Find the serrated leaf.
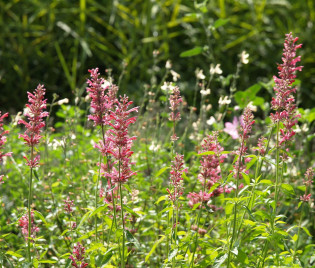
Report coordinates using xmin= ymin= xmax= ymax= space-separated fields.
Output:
xmin=281 ymin=183 xmax=295 ymax=195
xmin=241 ymin=172 xmax=250 ymax=185
xmin=95 ymin=250 xmax=113 ymax=266
xmin=155 ymin=195 xmax=167 ymax=204
xmin=302 ymin=227 xmax=312 ymax=237
xmin=180 ymin=46 xmax=203 ymax=57
xmin=90 ymin=204 xmax=108 ymax=218
xmin=77 ymin=211 xmax=92 ymax=230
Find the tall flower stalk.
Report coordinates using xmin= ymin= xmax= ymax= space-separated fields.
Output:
xmin=259 ymin=32 xmax=303 ymax=267
xmin=104 ymin=95 xmax=138 ymax=268
xmin=189 ymin=132 xmax=226 ymax=267
xmin=86 ymin=68 xmax=117 ymax=241
xmin=227 ymin=106 xmax=254 ymax=268
xmin=18 ymin=84 xmax=49 ymax=263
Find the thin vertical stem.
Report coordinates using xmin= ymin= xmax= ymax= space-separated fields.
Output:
xmin=119 ymin=182 xmax=125 ymax=268
xmin=27 ymin=146 xmax=34 ymax=264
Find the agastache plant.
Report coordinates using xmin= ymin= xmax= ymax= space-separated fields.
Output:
xmin=18 ymin=84 xmax=49 ymax=263
xmin=189 ymin=132 xmax=227 ymax=267
xmin=169 ymin=86 xmax=183 ymax=142
xmin=69 ymin=242 xmax=88 ymax=268
xmin=86 ymin=68 xmax=117 ymax=242
xmin=18 ymin=211 xmax=39 ymax=242
xmin=0 ymin=111 xmax=12 ymax=184
xmin=104 ymin=95 xmax=138 ymax=268
xmin=227 ymin=106 xmax=254 ymax=268
xmin=259 ymin=33 xmax=303 ymax=268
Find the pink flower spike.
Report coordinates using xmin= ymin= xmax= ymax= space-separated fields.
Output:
xmin=18 ymin=84 xmax=49 ymax=148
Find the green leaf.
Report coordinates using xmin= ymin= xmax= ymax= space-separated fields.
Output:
xmin=33 ymin=169 xmax=40 ymax=181
xmin=281 ymin=183 xmax=295 ymax=196
xmin=168 ymin=248 xmax=178 ymax=260
xmin=155 ymin=195 xmax=167 ymax=204
xmin=77 ymin=211 xmax=92 ymax=230
xmin=225 ymin=203 xmax=234 ymax=215
xmin=33 ymin=210 xmax=48 ymax=225
xmin=260 ymin=179 xmax=272 ymax=185
xmin=95 ymin=250 xmax=113 ymax=266
xmin=198 ymin=151 xmax=215 ymax=156
xmin=89 ymin=205 xmax=108 ymax=218
xmin=122 ymin=205 xmax=138 ymax=217
xmin=180 ymin=46 xmax=203 ymax=57
xmin=302 ymin=227 xmax=312 ymax=237
xmin=155 ymin=166 xmax=170 ymax=177
xmin=38 ymin=260 xmax=57 ymax=264
xmin=214 ymin=18 xmax=230 ymax=28
xmin=241 ymin=172 xmax=250 ymax=185
xmin=6 ymin=251 xmax=23 ymax=258
xmin=145 ymin=236 xmax=165 ymax=262
xmin=125 ymin=229 xmax=140 ymax=248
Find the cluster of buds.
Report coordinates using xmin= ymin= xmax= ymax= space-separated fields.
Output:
xmin=169 ymin=86 xmax=183 ymax=141
xmin=300 ymin=168 xmax=314 ymax=202
xmin=18 ymin=211 xmax=39 ymax=242
xmin=69 ymin=242 xmax=88 ymax=268
xmin=18 ymin=84 xmax=49 ymax=168
xmin=270 ymin=33 xmax=303 ymax=149
xmin=167 ymin=154 xmax=187 ymax=204
xmin=0 ymin=111 xmax=12 ymax=184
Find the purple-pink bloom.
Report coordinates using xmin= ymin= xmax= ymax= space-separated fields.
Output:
xmin=69 ymin=242 xmax=89 ymax=268
xmin=224 ymin=117 xmax=240 ymax=139
xmin=0 ymin=111 xmax=12 ymax=184
xmin=167 ymin=153 xmax=187 ymax=203
xmin=270 ymin=33 xmax=303 ymax=148
xmin=64 ymin=196 xmax=74 ymax=214
xmin=18 ymin=84 xmax=49 ymax=148
xmin=18 ymin=211 xmax=39 ymax=242
xmin=169 ymin=86 xmax=183 ymax=141
xmin=300 ymin=168 xmax=313 ymax=202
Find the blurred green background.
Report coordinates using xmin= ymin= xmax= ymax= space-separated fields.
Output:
xmin=1 ymin=0 xmax=314 ymax=113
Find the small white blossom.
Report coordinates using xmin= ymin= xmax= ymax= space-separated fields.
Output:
xmin=200 ymin=88 xmax=211 ymax=96
xmin=161 ymin=82 xmax=176 ymax=93
xmin=196 ymin=69 xmax=206 ymax=80
xmin=170 ymin=70 xmax=180 ymax=82
xmin=218 ymin=96 xmax=231 ymax=105
xmin=57 ymin=98 xmax=69 ymax=105
xmin=240 ymin=51 xmax=249 ymax=64
xmin=247 ymin=101 xmax=257 ymax=112
xmin=206 ymin=116 xmax=216 ymax=125
xmin=165 ymin=60 xmax=172 ymax=69
xmin=210 ymin=64 xmax=223 ymax=75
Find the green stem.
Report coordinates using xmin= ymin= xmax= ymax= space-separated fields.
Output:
xmin=27 ymin=146 xmax=34 ymax=264
xmin=293 ymin=203 xmax=304 ymax=262
xmin=95 ymin=154 xmax=101 ymax=241
xmin=119 ymin=182 xmax=125 ymax=268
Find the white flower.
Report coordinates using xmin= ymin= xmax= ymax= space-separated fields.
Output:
xmin=149 ymin=142 xmax=160 ymax=152
xmin=218 ymin=96 xmax=231 ymax=105
xmin=240 ymin=51 xmax=249 ymax=64
xmin=101 ymin=80 xmax=111 ymax=89
xmin=170 ymin=70 xmax=180 ymax=82
xmin=206 ymin=116 xmax=216 ymax=125
xmin=161 ymin=82 xmax=176 ymax=93
xmin=200 ymin=88 xmax=211 ymax=96
xmin=196 ymin=69 xmax=206 ymax=80
xmin=210 ymin=64 xmax=222 ymax=75
xmin=247 ymin=101 xmax=257 ymax=112
xmin=57 ymin=98 xmax=69 ymax=105
xmin=165 ymin=60 xmax=172 ymax=69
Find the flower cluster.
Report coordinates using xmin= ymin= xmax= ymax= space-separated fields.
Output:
xmin=167 ymin=154 xmax=187 ymax=203
xmin=64 ymin=196 xmax=74 ymax=214
xmin=270 ymin=33 xmax=303 ymax=147
xmin=232 ymin=107 xmax=255 ymax=179
xmin=18 ymin=211 xmax=39 ymax=241
xmin=300 ymin=167 xmax=314 ymax=202
xmin=169 ymin=86 xmax=183 ymax=141
xmin=0 ymin=111 xmax=12 ymax=184
xmin=104 ymin=95 xmax=138 ymax=184
xmin=18 ymin=84 xmax=49 ymax=167
xmin=188 ymin=133 xmax=229 ymax=209
xmin=69 ymin=242 xmax=88 ymax=268
xmin=86 ymin=68 xmax=113 ymax=126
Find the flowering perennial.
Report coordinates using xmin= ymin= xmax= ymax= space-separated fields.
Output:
xmin=19 ymin=211 xmax=39 ymax=241
xmin=18 ymin=84 xmax=49 ymax=167
xmin=270 ymin=33 xmax=303 ymax=147
xmin=69 ymin=242 xmax=88 ymax=268
xmin=169 ymin=86 xmax=183 ymax=141
xmin=64 ymin=196 xmax=74 ymax=214
xmin=300 ymin=167 xmax=314 ymax=202
xmin=167 ymin=154 xmax=187 ymax=203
